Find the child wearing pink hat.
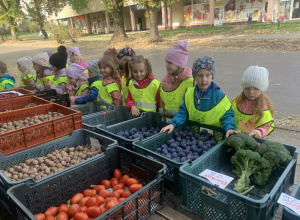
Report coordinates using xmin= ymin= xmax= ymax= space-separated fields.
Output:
xmin=66 ymin=63 xmax=89 ymax=105
xmin=160 ymin=41 xmax=194 ymax=116
xmin=68 ymin=46 xmax=89 ymax=79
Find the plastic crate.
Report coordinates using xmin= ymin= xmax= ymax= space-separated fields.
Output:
xmin=7 ymin=146 xmax=166 ymax=220
xmin=71 ymin=101 xmax=102 ymax=116
xmin=133 ymin=120 xmax=225 ymax=196
xmin=96 ymin=112 xmax=168 ymax=150
xmin=82 ymin=105 xmax=140 ymax=131
xmin=0 ymin=95 xmax=51 ymax=113
xmin=282 ymin=180 xmax=300 ymax=220
xmin=0 ymin=88 xmax=35 ymax=100
xmin=179 ymin=140 xmax=299 ymax=220
xmin=35 ymin=90 xmax=70 ymax=107
xmin=35 ymin=89 xmax=57 ymax=98
xmin=0 ymin=103 xmax=82 ymax=156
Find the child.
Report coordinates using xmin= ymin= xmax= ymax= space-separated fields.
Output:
xmin=117 ymin=47 xmax=136 ymax=105
xmin=74 ymin=59 xmax=102 ymax=104
xmin=161 ymin=41 xmax=194 ymax=116
xmin=66 ymin=63 xmax=89 ymax=105
xmin=17 ymin=56 xmax=36 ymax=89
xmin=160 ymin=56 xmax=238 ymax=138
xmin=31 ymin=52 xmax=54 ymax=91
xmin=125 ymin=55 xmax=161 ymax=116
xmin=44 ymin=46 xmax=68 ymax=95
xmin=68 ymin=46 xmax=89 ymax=78
xmin=231 ymin=66 xmax=274 ymax=138
xmin=103 ymin=47 xmax=119 ymax=64
xmin=0 ymin=61 xmax=15 ymax=90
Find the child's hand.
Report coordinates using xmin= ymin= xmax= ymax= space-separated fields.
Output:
xmin=248 ymin=129 xmax=262 ymax=138
xmin=45 ymin=81 xmax=52 ymax=88
xmin=160 ymin=124 xmax=174 ymax=134
xmin=130 ymin=106 xmax=140 ymax=116
xmin=225 ymin=129 xmax=241 ymax=138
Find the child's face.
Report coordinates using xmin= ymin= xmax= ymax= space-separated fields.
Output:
xmin=18 ymin=63 xmax=26 ymax=73
xmin=70 ymin=54 xmax=80 ymax=64
xmin=99 ymin=64 xmax=112 ymax=78
xmin=32 ymin=62 xmax=41 ymax=72
xmin=243 ymin=87 xmax=262 ymax=101
xmin=67 ymin=76 xmax=77 ymax=85
xmin=50 ymin=64 xmax=58 ymax=72
xmin=165 ymin=60 xmax=178 ymax=75
xmin=131 ymin=63 xmax=147 ymax=81
xmin=194 ymin=69 xmax=213 ymax=91
xmin=88 ymin=69 xmax=95 ymax=78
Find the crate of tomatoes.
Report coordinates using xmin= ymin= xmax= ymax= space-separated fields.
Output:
xmin=7 ymin=146 xmax=166 ymax=220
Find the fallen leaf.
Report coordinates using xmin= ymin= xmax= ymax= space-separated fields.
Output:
xmin=239 ymin=119 xmax=256 ymax=133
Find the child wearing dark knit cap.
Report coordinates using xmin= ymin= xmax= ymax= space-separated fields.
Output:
xmin=161 ymin=56 xmax=238 ymax=138
xmin=44 ymin=45 xmax=68 ymax=95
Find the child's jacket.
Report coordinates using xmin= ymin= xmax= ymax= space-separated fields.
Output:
xmin=74 ymin=75 xmax=102 ymax=104
xmin=0 ymin=74 xmax=15 ymax=90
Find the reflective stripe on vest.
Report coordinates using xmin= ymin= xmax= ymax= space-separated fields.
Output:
xmin=74 ymin=84 xmax=89 ymax=96
xmin=161 ymin=78 xmax=194 ymax=116
xmin=93 ymin=81 xmax=119 ymax=109
xmin=52 ymin=76 xmax=68 ymax=87
xmin=19 ymin=74 xmax=36 ymax=85
xmin=128 ymin=79 xmax=160 ymax=112
xmin=0 ymin=79 xmax=15 ymax=90
xmin=231 ymin=99 xmax=274 ymax=135
xmin=185 ymin=87 xmax=232 ymax=128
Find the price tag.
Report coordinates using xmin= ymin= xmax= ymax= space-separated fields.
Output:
xmin=278 ymin=193 xmax=300 ymax=216
xmin=199 ymin=169 xmax=234 ymax=189
xmin=89 ymin=137 xmax=101 ymax=150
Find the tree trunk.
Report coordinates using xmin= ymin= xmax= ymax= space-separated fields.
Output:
xmin=34 ymin=0 xmax=47 ymax=39
xmin=110 ymin=0 xmax=127 ymax=42
xmin=0 ymin=33 xmax=5 ymax=43
xmin=149 ymin=6 xmax=160 ymax=41
xmin=10 ymin=26 xmax=18 ymax=42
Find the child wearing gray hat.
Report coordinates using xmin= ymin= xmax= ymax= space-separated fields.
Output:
xmin=231 ymin=65 xmax=275 ymax=138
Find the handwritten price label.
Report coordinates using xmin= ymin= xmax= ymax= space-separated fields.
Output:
xmin=89 ymin=137 xmax=101 ymax=150
xmin=199 ymin=169 xmax=234 ymax=189
xmin=278 ymin=193 xmax=300 ymax=216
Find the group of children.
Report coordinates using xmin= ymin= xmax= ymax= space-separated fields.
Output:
xmin=0 ymin=42 xmax=274 ymax=139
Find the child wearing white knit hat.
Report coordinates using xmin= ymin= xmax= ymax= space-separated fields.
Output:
xmin=231 ymin=65 xmax=275 ymax=138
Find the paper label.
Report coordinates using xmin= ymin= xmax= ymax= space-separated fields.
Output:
xmin=89 ymin=137 xmax=101 ymax=150
xmin=199 ymin=169 xmax=234 ymax=189
xmin=277 ymin=193 xmax=300 ymax=216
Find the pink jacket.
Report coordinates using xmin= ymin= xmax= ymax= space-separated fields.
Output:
xmin=238 ymin=99 xmax=271 ymax=138
xmin=66 ymin=79 xmax=89 ymax=105
xmin=103 ymin=76 xmax=122 ymax=106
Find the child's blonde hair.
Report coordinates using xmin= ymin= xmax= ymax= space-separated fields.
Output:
xmin=124 ymin=55 xmax=153 ymax=84
xmin=233 ymin=92 xmax=275 ymax=123
xmin=98 ymin=55 xmax=120 ymax=83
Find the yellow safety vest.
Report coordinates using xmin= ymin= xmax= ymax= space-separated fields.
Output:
xmin=231 ymin=99 xmax=274 ymax=135
xmin=185 ymin=87 xmax=232 ymax=128
xmin=52 ymin=76 xmax=68 ymax=87
xmin=161 ymin=78 xmax=194 ymax=116
xmin=128 ymin=79 xmax=161 ymax=112
xmin=91 ymin=80 xmax=102 ymax=102
xmin=36 ymin=75 xmax=55 ymax=85
xmin=19 ymin=74 xmax=36 ymax=86
xmin=74 ymin=84 xmax=89 ymax=96
xmin=121 ymin=76 xmax=128 ymax=106
xmin=93 ymin=81 xmax=120 ymax=109
xmin=0 ymin=79 xmax=15 ymax=90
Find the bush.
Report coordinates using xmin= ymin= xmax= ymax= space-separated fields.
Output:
xmin=50 ymin=23 xmax=81 ymax=44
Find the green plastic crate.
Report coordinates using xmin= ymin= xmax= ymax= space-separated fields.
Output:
xmin=282 ymin=180 xmax=300 ymax=220
xmin=180 ymin=140 xmax=299 ymax=220
xmin=133 ymin=120 xmax=225 ymax=196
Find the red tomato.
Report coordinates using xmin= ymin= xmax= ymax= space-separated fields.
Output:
xmin=126 ymin=178 xmax=139 ymax=186
xmin=45 ymin=216 xmax=55 ymax=220
xmin=58 ymin=204 xmax=69 ymax=213
xmin=99 ymin=189 xmax=111 ymax=198
xmin=34 ymin=213 xmax=45 ymax=220
xmin=113 ymin=183 xmax=125 ymax=191
xmin=83 ymin=189 xmax=96 ymax=197
xmin=86 ymin=206 xmax=102 ymax=218
xmin=74 ymin=212 xmax=89 ymax=220
xmin=68 ymin=204 xmax=81 ymax=218
xmin=93 ymin=185 xmax=105 ymax=193
xmin=110 ymin=178 xmax=119 ymax=186
xmin=96 ymin=195 xmax=105 ymax=205
xmin=86 ymin=197 xmax=100 ymax=207
xmin=114 ymin=189 xmax=125 ymax=195
xmin=71 ymin=193 xmax=84 ymax=204
xmin=99 ymin=203 xmax=106 ymax=213
xmin=113 ymin=169 xmax=122 ymax=179
xmin=56 ymin=212 xmax=68 ymax=220
xmin=119 ymin=175 xmax=129 ymax=185
xmin=100 ymin=179 xmax=111 ymax=189
xmin=79 ymin=206 xmax=87 ymax=213
xmin=105 ymin=200 xmax=119 ymax=210
xmin=111 ymin=191 xmax=120 ymax=198
xmin=129 ymin=184 xmax=143 ymax=193
xmin=79 ymin=197 xmax=90 ymax=206
xmin=44 ymin=206 xmax=58 ymax=216
xmin=118 ymin=197 xmax=126 ymax=202
xmin=121 ymin=190 xmax=132 ymax=198
xmin=106 ymin=197 xmax=118 ymax=202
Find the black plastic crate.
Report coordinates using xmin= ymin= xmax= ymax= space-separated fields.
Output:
xmin=180 ymin=140 xmax=299 ymax=220
xmin=35 ymin=89 xmax=57 ymax=98
xmin=35 ymin=90 xmax=70 ymax=107
xmin=96 ymin=112 xmax=168 ymax=150
xmin=133 ymin=120 xmax=225 ymax=196
xmin=7 ymin=146 xmax=166 ymax=220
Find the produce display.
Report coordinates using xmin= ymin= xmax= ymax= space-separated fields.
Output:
xmin=0 ymin=92 xmax=19 ymax=99
xmin=0 ymin=112 xmax=64 ymax=134
xmin=224 ymin=133 xmax=292 ymax=194
xmin=34 ymin=169 xmax=145 ymax=220
xmin=154 ymin=126 xmax=217 ymax=163
xmin=1 ymin=145 xmax=102 ymax=182
xmin=117 ymin=126 xmax=160 ymax=140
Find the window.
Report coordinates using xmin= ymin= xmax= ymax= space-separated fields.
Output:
xmin=183 ymin=0 xmax=192 ymax=6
